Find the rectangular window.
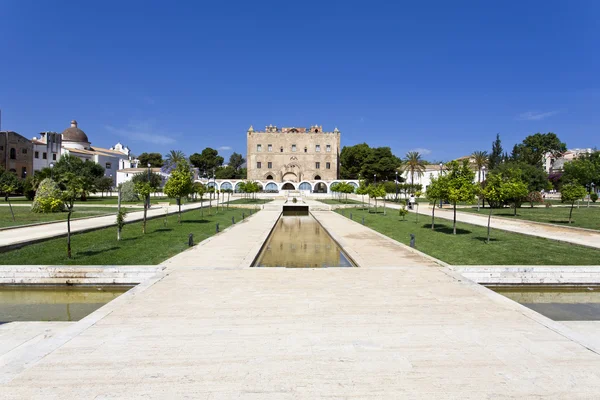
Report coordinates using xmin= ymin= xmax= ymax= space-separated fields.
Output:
xmin=326 ymin=162 xmax=331 ymax=169
xmin=105 ymin=162 xmax=112 ymax=169
xmin=22 ymin=148 xmax=27 ymax=154
xmin=34 ymin=151 xmax=39 ymax=159
xmin=268 ymin=144 xmax=272 ymax=152
xmin=292 ymin=144 xmax=297 ymax=152
xmin=304 ymin=147 xmax=307 ymax=153
xmin=280 ymin=147 xmax=283 ymax=153
xmin=315 ymin=162 xmax=320 ymax=169
xmin=315 ymin=145 xmax=321 ymax=152
xmin=326 ymin=144 xmax=331 ymax=152
xmin=257 ymin=144 xmax=262 ymax=152
xmin=52 ymin=153 xmax=57 ymax=160
xmin=42 ymin=152 xmax=47 ymax=159
xmin=257 ymin=162 xmax=262 ymax=169
xmin=267 ymin=162 xmax=272 ymax=169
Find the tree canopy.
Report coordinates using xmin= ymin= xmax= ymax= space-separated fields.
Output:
xmin=511 ymin=132 xmax=566 ymax=167
xmin=138 ymin=152 xmax=164 ymax=168
xmin=189 ymin=148 xmax=224 ymax=175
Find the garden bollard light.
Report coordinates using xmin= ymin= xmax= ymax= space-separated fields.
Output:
xmin=242 ymin=212 xmax=245 ymax=220
xmin=362 ymin=216 xmax=365 ymax=225
xmin=188 ymin=233 xmax=194 ymax=247
xmin=232 ymin=216 xmax=235 ymax=224
xmin=216 ymin=223 xmax=220 ymax=233
xmin=410 ymin=234 xmax=415 ymax=248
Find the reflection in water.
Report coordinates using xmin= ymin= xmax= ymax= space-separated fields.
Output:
xmin=491 ymin=286 xmax=600 ymax=321
xmin=254 ymin=216 xmax=354 ymax=268
xmin=0 ymin=285 xmax=132 ymax=322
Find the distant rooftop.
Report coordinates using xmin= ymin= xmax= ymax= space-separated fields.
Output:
xmin=248 ymin=124 xmax=340 ymax=134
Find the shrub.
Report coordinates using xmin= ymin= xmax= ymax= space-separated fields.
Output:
xmin=292 ymin=197 xmax=297 ymax=203
xmin=120 ymin=181 xmax=139 ymax=202
xmin=398 ymin=205 xmax=408 ymax=220
xmin=32 ymin=178 xmax=64 ymax=213
xmin=591 ymin=193 xmax=598 ymax=203
xmin=23 ymin=176 xmax=36 ymax=200
xmin=526 ymin=191 xmax=543 ymax=207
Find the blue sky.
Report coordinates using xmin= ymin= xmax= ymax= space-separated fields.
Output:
xmin=0 ymin=0 xmax=598 ymax=161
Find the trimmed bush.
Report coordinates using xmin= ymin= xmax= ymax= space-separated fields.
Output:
xmin=591 ymin=193 xmax=598 ymax=203
xmin=32 ymin=178 xmax=64 ymax=213
xmin=120 ymin=181 xmax=140 ymax=202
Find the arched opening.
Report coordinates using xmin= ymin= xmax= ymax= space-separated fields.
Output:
xmin=234 ymin=182 xmax=243 ymax=193
xmin=298 ymin=182 xmax=312 ymax=191
xmin=207 ymin=181 xmax=217 ymax=190
xmin=314 ymin=182 xmax=327 ymax=193
xmin=282 ymin=172 xmax=298 ymax=182
xmin=314 ymin=175 xmax=321 ymax=180
xmin=220 ymin=182 xmax=233 ymax=191
xmin=266 ymin=175 xmax=273 ymax=180
xmin=265 ymin=182 xmax=278 ymax=192
xmin=282 ymin=182 xmax=295 ymax=190
xmin=348 ymin=182 xmax=358 ymax=192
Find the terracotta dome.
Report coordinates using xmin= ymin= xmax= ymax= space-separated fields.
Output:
xmin=62 ymin=120 xmax=89 ymax=143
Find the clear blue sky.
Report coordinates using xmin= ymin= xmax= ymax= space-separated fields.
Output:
xmin=1 ymin=0 xmax=598 ymax=161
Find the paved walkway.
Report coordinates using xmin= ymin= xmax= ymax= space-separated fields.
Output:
xmin=0 ymin=200 xmax=221 ymax=250
xmin=3 ymin=211 xmax=600 ymax=398
xmin=378 ymin=201 xmax=600 ymax=249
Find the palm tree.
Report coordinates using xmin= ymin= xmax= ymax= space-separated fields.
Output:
xmin=472 ymin=150 xmax=489 ymax=182
xmin=164 ymin=150 xmax=187 ymax=169
xmin=402 ymin=151 xmax=427 ymax=187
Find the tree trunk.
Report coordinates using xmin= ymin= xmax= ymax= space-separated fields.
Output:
xmin=143 ymin=203 xmax=147 ymax=234
xmin=569 ymin=201 xmax=575 ymax=224
xmin=383 ymin=197 xmax=386 ymax=215
xmin=513 ymin=202 xmax=517 ymax=216
xmin=67 ymin=210 xmax=72 ymax=258
xmin=374 ymin=198 xmax=377 ymax=214
xmin=487 ymin=206 xmax=493 ymax=243
xmin=453 ymin=202 xmax=457 ymax=235
xmin=7 ymin=198 xmax=15 ymax=222
xmin=200 ymin=196 xmax=204 ymax=217
xmin=227 ymin=192 xmax=230 ymax=209
xmin=178 ymin=198 xmax=181 ymax=223
xmin=431 ymin=201 xmax=436 ymax=230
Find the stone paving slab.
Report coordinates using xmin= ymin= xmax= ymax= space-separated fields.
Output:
xmin=0 ymin=322 xmax=73 ymax=358
xmin=3 ymin=211 xmax=600 ymax=398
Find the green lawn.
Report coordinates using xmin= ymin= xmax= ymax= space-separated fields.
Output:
xmin=226 ymin=198 xmax=272 ymax=204
xmin=0 ymin=207 xmax=248 ymax=265
xmin=459 ymin=206 xmax=600 ymax=231
xmin=318 ymin=198 xmax=362 ymax=205
xmin=0 ymin=206 xmax=142 ymax=229
xmin=336 ymin=208 xmax=600 ymax=265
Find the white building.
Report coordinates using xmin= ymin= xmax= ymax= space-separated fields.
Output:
xmin=543 ymin=148 xmax=595 ymax=174
xmin=31 ymin=131 xmax=62 ymax=171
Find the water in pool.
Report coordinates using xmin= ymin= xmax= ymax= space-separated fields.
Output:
xmin=491 ymin=286 xmax=600 ymax=321
xmin=254 ymin=215 xmax=355 ymax=268
xmin=0 ymin=285 xmax=132 ymax=323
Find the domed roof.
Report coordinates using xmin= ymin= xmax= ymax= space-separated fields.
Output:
xmin=62 ymin=120 xmax=89 ymax=143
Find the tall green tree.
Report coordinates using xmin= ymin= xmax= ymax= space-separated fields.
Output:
xmin=471 ymin=150 xmax=489 ymax=182
xmin=164 ymin=160 xmax=194 ymax=223
xmin=132 ymin=171 xmax=163 ymax=189
xmin=228 ymin=152 xmax=245 ymax=171
xmin=138 ymin=152 xmax=164 ymax=168
xmin=360 ymin=147 xmax=402 ymax=183
xmin=492 ymin=161 xmax=550 ymax=193
xmin=443 ymin=160 xmax=477 ymax=234
xmin=402 ymin=151 xmax=426 ymax=185
xmin=563 ymin=154 xmax=599 ymax=189
xmin=511 ymin=132 xmax=566 ymax=167
xmin=561 ymin=182 xmax=587 ymax=224
xmin=164 ymin=150 xmax=187 ymax=169
xmin=340 ymin=143 xmax=372 ymax=179
xmin=488 ymin=133 xmax=503 ymax=170
xmin=189 ymin=148 xmax=224 ymax=175
xmin=52 ymin=154 xmax=105 ymax=200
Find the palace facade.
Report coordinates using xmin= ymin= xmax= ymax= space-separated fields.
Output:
xmin=246 ymin=125 xmax=340 ymax=186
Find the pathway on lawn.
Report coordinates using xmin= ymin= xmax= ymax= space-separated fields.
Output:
xmin=3 ymin=211 xmax=600 ymax=398
xmin=0 ymin=200 xmax=224 ymax=250
xmin=377 ymin=201 xmax=600 ymax=249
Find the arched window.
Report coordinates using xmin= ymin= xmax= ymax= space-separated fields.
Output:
xmin=207 ymin=181 xmax=217 ymax=189
xmin=299 ymin=182 xmax=312 ymax=191
xmin=235 ymin=182 xmax=244 ymax=193
xmin=9 ymin=148 xmax=16 ymax=160
xmin=314 ymin=175 xmax=321 ymax=180
xmin=266 ymin=175 xmax=273 ymax=180
xmin=220 ymin=182 xmax=233 ymax=191
xmin=265 ymin=182 xmax=278 ymax=191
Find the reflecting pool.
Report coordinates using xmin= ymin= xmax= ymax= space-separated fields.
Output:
xmin=0 ymin=285 xmax=133 ymax=322
xmin=491 ymin=286 xmax=600 ymax=321
xmin=253 ymin=215 xmax=355 ymax=268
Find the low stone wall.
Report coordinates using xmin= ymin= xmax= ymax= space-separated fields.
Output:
xmin=0 ymin=266 xmax=164 ymax=285
xmin=454 ymin=266 xmax=600 ymax=285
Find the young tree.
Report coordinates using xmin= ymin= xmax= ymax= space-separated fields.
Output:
xmin=503 ymin=179 xmax=529 ymax=216
xmin=561 ymin=182 xmax=587 ymax=224
xmin=356 ymin=181 xmax=369 ymax=209
xmin=481 ymin=173 xmax=505 ymax=243
xmin=194 ymin=182 xmax=207 ymax=217
xmin=116 ymin=209 xmax=127 ymax=241
xmin=95 ymin=176 xmax=114 ymax=197
xmin=135 ymin=182 xmax=153 ymax=234
xmin=425 ymin=175 xmax=445 ymax=230
xmin=526 ymin=191 xmax=543 ymax=208
xmin=444 ymin=160 xmax=477 ymax=234
xmin=368 ymin=184 xmax=386 ymax=214
xmin=1 ymin=181 xmax=18 ymax=222
xmin=60 ymin=172 xmax=85 ymax=258
xmin=163 ymin=160 xmax=194 ymax=223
